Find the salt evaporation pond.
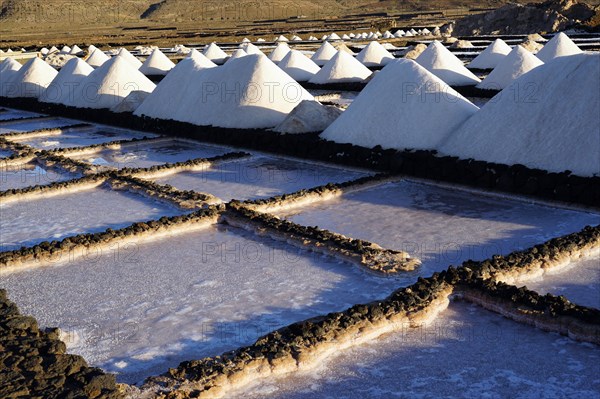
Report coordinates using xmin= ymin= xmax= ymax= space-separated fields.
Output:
xmin=0 ymin=224 xmax=406 ymax=384
xmin=153 ymin=155 xmax=370 ymax=201
xmin=0 ymin=148 xmax=13 ymax=158
xmin=238 ymin=302 xmax=600 ymax=399
xmin=0 ymin=108 xmax=41 ymax=121
xmin=0 ymin=187 xmax=180 ymax=251
xmin=277 ymin=180 xmax=600 ymax=285
xmin=67 ymin=139 xmax=232 ymax=170
xmin=0 ymin=116 xmax=78 ymax=134
xmin=0 ymin=162 xmax=78 ymax=191
xmin=515 ymin=254 xmax=600 ymax=309
xmin=9 ymin=126 xmax=159 ymax=149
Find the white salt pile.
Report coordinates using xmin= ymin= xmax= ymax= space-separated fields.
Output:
xmin=291 ymin=35 xmax=302 ymax=42
xmin=309 ymin=51 xmax=372 ymax=84
xmin=88 ymin=44 xmax=98 ymax=54
xmin=274 ymin=100 xmax=342 ymax=134
xmin=275 ymin=35 xmax=289 ymax=42
xmin=240 ymin=43 xmax=264 ymax=56
xmin=86 ymin=49 xmax=111 ymax=68
xmin=342 ymin=34 xmax=351 ymax=40
xmin=69 ymin=45 xmax=83 ymax=55
xmin=468 ymin=38 xmax=512 ymax=69
xmin=394 ymin=30 xmax=405 ymax=38
xmin=139 ymin=49 xmax=176 ymax=76
xmin=477 ymin=46 xmax=544 ymax=90
xmin=355 ymin=41 xmax=395 ymax=67
xmin=135 ymin=57 xmax=215 ymax=120
xmin=68 ymin=55 xmax=155 ymax=109
xmin=0 ymin=58 xmax=22 ymax=96
xmin=186 ymin=49 xmax=217 ymax=67
xmin=118 ymin=48 xmax=143 ymax=69
xmin=40 ymin=47 xmax=49 ymax=55
xmin=110 ymin=90 xmax=150 ymax=113
xmin=2 ymin=58 xmax=58 ymax=98
xmin=327 ymin=33 xmax=342 ymax=41
xmin=278 ymin=50 xmax=321 ymax=82
xmin=39 ymin=58 xmax=94 ymax=104
xmin=535 ymin=32 xmax=582 ymax=63
xmin=416 ymin=41 xmax=481 ymax=86
xmin=48 ymin=46 xmax=59 ymax=54
xmin=268 ymin=42 xmax=290 ymax=63
xmin=311 ymin=41 xmax=339 ymax=66
xmin=241 ymin=38 xmax=251 ymax=43
xmin=439 ymin=53 xmax=599 ymax=177
xmin=202 ymin=43 xmax=228 ymax=64
xmin=60 ymin=45 xmax=72 ymax=54
xmin=321 ymin=59 xmax=478 ymax=150
xmin=228 ymin=49 xmax=248 ymax=60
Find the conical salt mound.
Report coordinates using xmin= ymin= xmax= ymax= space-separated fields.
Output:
xmin=356 ymin=41 xmax=395 ymax=67
xmin=415 ymin=41 xmax=481 ymax=86
xmin=139 ymin=49 xmax=175 ymax=76
xmin=68 ymin=55 xmax=155 ymax=109
xmin=468 ymin=39 xmax=512 ymax=69
xmin=3 ymin=58 xmax=58 ymax=98
xmin=276 ymin=35 xmax=289 ymax=42
xmin=171 ymin=54 xmax=314 ymax=129
xmin=86 ymin=49 xmax=111 ymax=68
xmin=327 ymin=33 xmax=342 ymax=41
xmin=202 ymin=43 xmax=228 ymax=64
xmin=242 ymin=38 xmax=251 ymax=43
xmin=309 ymin=51 xmax=372 ymax=84
xmin=439 ymin=54 xmax=599 ymax=177
xmin=60 ymin=45 xmax=72 ymax=54
xmin=535 ymin=32 xmax=582 ymax=63
xmin=88 ymin=45 xmax=98 ymax=54
xmin=228 ymin=48 xmax=248 ymax=60
xmin=278 ymin=50 xmax=321 ymax=82
xmin=333 ymin=42 xmax=355 ymax=55
xmin=187 ymin=49 xmax=217 ymax=67
xmin=291 ymin=35 xmax=302 ymax=42
xmin=0 ymin=58 xmax=22 ymax=96
xmin=321 ymin=59 xmax=478 ymax=151
xmin=69 ymin=45 xmax=83 ymax=55
xmin=268 ymin=42 xmax=290 ymax=63
xmin=135 ymin=57 xmax=215 ymax=121
xmin=477 ymin=46 xmax=544 ymax=90
xmin=311 ymin=41 xmax=339 ymax=66
xmin=49 ymin=46 xmax=59 ymax=54
xmin=40 ymin=58 xmax=94 ymax=104
xmin=118 ymin=48 xmax=143 ymax=69
xmin=240 ymin=43 xmax=264 ymax=56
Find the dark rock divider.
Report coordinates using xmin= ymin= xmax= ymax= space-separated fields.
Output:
xmin=451 ymin=85 xmax=498 ymax=98
xmin=301 ymin=81 xmax=366 ymax=92
xmin=0 ymin=289 xmax=124 ymax=399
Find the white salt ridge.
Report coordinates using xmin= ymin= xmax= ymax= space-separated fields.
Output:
xmin=202 ymin=43 xmax=228 ymax=64
xmin=468 ymin=38 xmax=512 ymax=69
xmin=186 ymin=49 xmax=217 ymax=67
xmin=2 ymin=58 xmax=58 ymax=98
xmin=311 ymin=41 xmax=338 ymax=66
xmin=274 ymin=100 xmax=342 ymax=134
xmin=355 ymin=41 xmax=395 ymax=67
xmin=477 ymin=46 xmax=544 ymax=90
xmin=139 ymin=49 xmax=175 ymax=76
xmin=439 ymin=53 xmax=600 ymax=177
xmin=68 ymin=55 xmax=155 ymax=109
xmin=118 ymin=48 xmax=143 ymax=69
xmin=321 ymin=59 xmax=478 ymax=151
xmin=268 ymin=43 xmax=290 ymax=63
xmin=86 ymin=49 xmax=111 ymax=68
xmin=416 ymin=41 xmax=481 ymax=86
xmin=535 ymin=32 xmax=583 ymax=63
xmin=40 ymin=58 xmax=94 ymax=104
xmin=309 ymin=51 xmax=372 ymax=84
xmin=278 ymin=50 xmax=321 ymax=82
xmin=135 ymin=57 xmax=215 ymax=120
xmin=228 ymin=49 xmax=248 ymax=60
xmin=0 ymin=58 xmax=22 ymax=97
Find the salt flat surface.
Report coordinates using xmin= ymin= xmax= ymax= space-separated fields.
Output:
xmin=0 ymin=117 xmax=77 ymax=134
xmin=239 ymin=302 xmax=600 ymax=399
xmin=277 ymin=181 xmax=600 ymax=284
xmin=515 ymin=254 xmax=600 ymax=309
xmin=153 ymin=155 xmax=369 ymax=201
xmin=0 ymin=225 xmax=405 ymax=384
xmin=0 ymin=162 xmax=78 ymax=191
xmin=0 ymin=108 xmax=41 ymax=121
xmin=68 ymin=139 xmax=232 ymax=170
xmin=0 ymin=186 xmax=180 ymax=251
xmin=11 ymin=127 xmax=158 ymax=150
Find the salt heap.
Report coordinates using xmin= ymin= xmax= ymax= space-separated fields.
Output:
xmin=48 ymin=46 xmax=59 ymax=54
xmin=275 ymin=35 xmax=289 ymax=42
xmin=268 ymin=42 xmax=291 ymax=63
xmin=0 ymin=58 xmax=22 ymax=96
xmin=439 ymin=54 xmax=599 ymax=177
xmin=88 ymin=45 xmax=98 ymax=54
xmin=228 ymin=48 xmax=248 ymax=60
xmin=135 ymin=57 xmax=215 ymax=120
xmin=477 ymin=46 xmax=544 ymax=90
xmin=291 ymin=35 xmax=302 ymax=42
xmin=468 ymin=39 xmax=512 ymax=69
xmin=278 ymin=50 xmax=321 ymax=82
xmin=309 ymin=51 xmax=372 ymax=84
xmin=311 ymin=41 xmax=339 ymax=66
xmin=69 ymin=45 xmax=84 ymax=55
xmin=242 ymin=38 xmax=251 ymax=43
xmin=355 ymin=41 xmax=395 ymax=67
xmin=60 ymin=46 xmax=72 ymax=54
xmin=110 ymin=91 xmax=150 ymax=113
xmin=274 ymin=100 xmax=342 ymax=134
xmin=158 ymin=54 xmax=313 ymax=129
xmin=118 ymin=48 xmax=143 ymax=69
xmin=139 ymin=48 xmax=175 ymax=76
xmin=342 ymin=34 xmax=351 ymax=40
xmin=535 ymin=32 xmax=582 ymax=63
xmin=40 ymin=47 xmax=49 ymax=56
xmin=394 ymin=30 xmax=405 ymax=38
xmin=186 ymin=49 xmax=217 ymax=67
xmin=327 ymin=33 xmax=342 ymax=41
xmin=239 ymin=43 xmax=264 ymax=56
xmin=202 ymin=43 xmax=228 ymax=64
xmin=39 ymin=58 xmax=94 ymax=104
xmin=2 ymin=58 xmax=58 ymax=98
xmin=86 ymin=49 xmax=111 ymax=68
xmin=382 ymin=31 xmax=394 ymax=39
xmin=257 ymin=38 xmax=266 ymax=43
xmin=321 ymin=59 xmax=478 ymax=150
xmin=416 ymin=41 xmax=481 ymax=86
xmin=68 ymin=55 xmax=155 ymax=109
